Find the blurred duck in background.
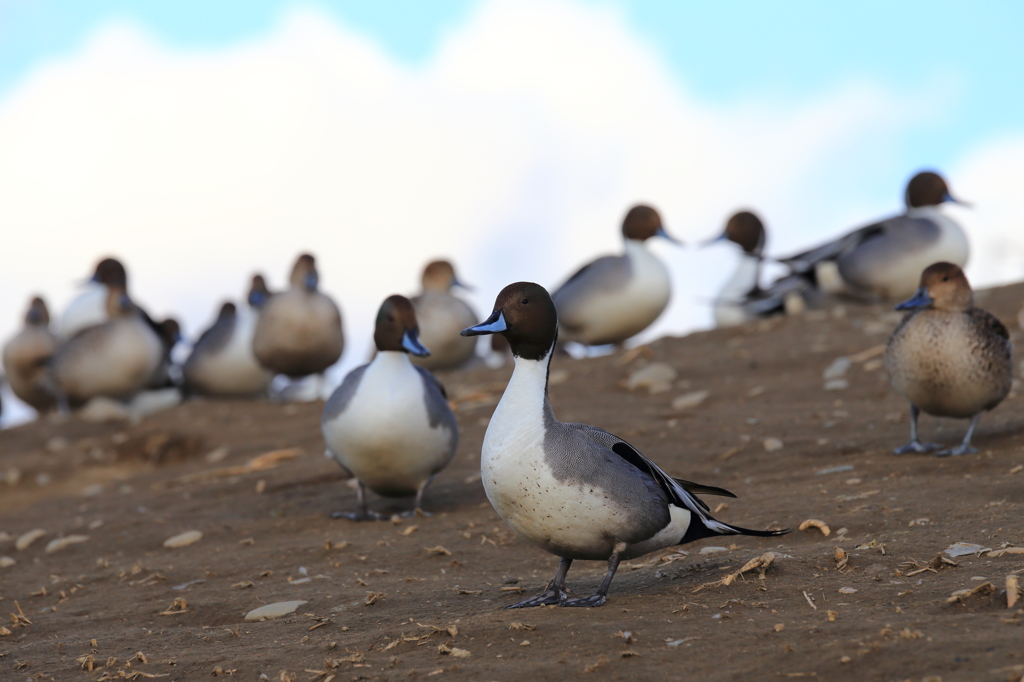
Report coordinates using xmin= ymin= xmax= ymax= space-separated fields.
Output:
xmin=884 ymin=262 xmax=1012 ymax=456
xmin=145 ymin=318 xmax=182 ymax=390
xmin=552 ymin=204 xmax=681 ymax=347
xmin=253 ymin=254 xmax=344 ymax=395
xmin=779 ymin=171 xmax=969 ymax=301
xmin=706 ymin=211 xmax=812 ymax=327
xmin=410 ymin=259 xmax=478 ymax=371
xmin=322 ymin=295 xmax=457 ymax=520
xmin=58 ymin=257 xmax=128 ymax=340
xmin=2 ymin=296 xmax=59 ymax=413
xmin=48 ymin=286 xmax=164 ymax=410
xmin=183 ymin=275 xmax=274 ymax=397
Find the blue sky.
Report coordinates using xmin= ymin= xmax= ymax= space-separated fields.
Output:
xmin=2 ymin=0 xmax=1023 ymax=426
xmin=3 ymin=0 xmax=1022 ymax=178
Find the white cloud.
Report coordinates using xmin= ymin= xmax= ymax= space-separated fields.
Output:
xmin=2 ymin=0 xmax=1019 ymax=423
xmin=950 ymin=137 xmax=1024 ymax=288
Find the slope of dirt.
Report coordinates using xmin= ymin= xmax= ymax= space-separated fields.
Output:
xmin=2 ymin=283 xmax=1024 ymax=682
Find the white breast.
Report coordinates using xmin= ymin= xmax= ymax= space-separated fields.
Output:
xmin=574 ymin=241 xmax=671 ymax=345
xmin=323 ymin=352 xmax=454 ymax=496
xmin=886 ymin=208 xmax=969 ymax=298
xmin=483 ymin=354 xmax=673 ymax=560
xmin=59 ymin=284 xmax=109 ymax=340
xmin=201 ymin=307 xmax=273 ymax=393
xmin=713 ymin=253 xmax=761 ymax=327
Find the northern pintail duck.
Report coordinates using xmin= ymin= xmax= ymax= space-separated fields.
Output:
xmin=183 ymin=276 xmax=274 ymax=396
xmin=410 ymin=260 xmax=478 ymax=371
xmin=253 ymin=254 xmax=344 ymax=378
xmin=2 ymin=297 xmax=59 ymax=412
xmin=780 ymin=171 xmax=969 ymax=300
xmin=552 ymin=205 xmax=680 ymax=346
xmin=49 ymin=285 xmax=164 ymax=409
xmin=461 ymin=282 xmax=786 ymax=607
xmin=707 ymin=211 xmax=812 ymax=327
xmin=885 ymin=262 xmax=1012 ymax=456
xmin=58 ymin=258 xmax=128 ymax=340
xmin=322 ymin=295 xmax=458 ymax=520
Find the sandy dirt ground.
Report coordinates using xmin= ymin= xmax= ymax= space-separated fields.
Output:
xmin=2 ymin=283 xmax=1024 ymax=682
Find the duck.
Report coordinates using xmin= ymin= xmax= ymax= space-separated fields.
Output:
xmin=322 ymin=295 xmax=458 ymax=520
xmin=183 ymin=276 xmax=274 ymax=396
xmin=253 ymin=254 xmax=344 ymax=379
xmin=460 ymin=282 xmax=786 ymax=607
xmin=884 ymin=262 xmax=1012 ymax=456
xmin=706 ymin=211 xmax=814 ymax=327
xmin=2 ymin=297 xmax=59 ymax=412
xmin=779 ymin=171 xmax=969 ymax=300
xmin=48 ymin=285 xmax=165 ymax=409
xmin=410 ymin=260 xmax=479 ymax=371
xmin=58 ymin=258 xmax=128 ymax=340
xmin=552 ymin=205 xmax=680 ymax=346
xmin=145 ymin=318 xmax=182 ymax=390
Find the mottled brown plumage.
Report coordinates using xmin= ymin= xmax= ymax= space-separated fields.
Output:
xmin=884 ymin=262 xmax=1012 ymax=456
xmin=2 ymin=297 xmax=59 ymax=412
xmin=411 ymin=260 xmax=478 ymax=371
xmin=253 ymin=254 xmax=344 ymax=378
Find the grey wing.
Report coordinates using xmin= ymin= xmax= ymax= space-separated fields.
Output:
xmin=778 ymin=222 xmax=887 ymax=274
xmin=740 ymin=274 xmax=812 ymax=317
xmin=549 ymin=422 xmax=669 ymax=542
xmin=551 ymin=255 xmax=632 ymax=329
xmin=569 ymin=423 xmax=737 ymax=533
xmin=321 ymin=364 xmax=368 ymax=424
xmin=414 ymin=366 xmax=458 ymax=441
xmin=191 ymin=314 xmax=236 ymax=358
xmin=836 ymin=216 xmax=940 ymax=288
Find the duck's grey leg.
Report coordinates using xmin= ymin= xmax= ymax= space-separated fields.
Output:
xmin=505 ymin=558 xmax=572 ymax=609
xmin=561 ymin=551 xmax=621 ymax=608
xmin=399 ymin=477 xmax=435 ymax=518
xmin=331 ymin=480 xmax=386 ymax=521
xmin=894 ymin=405 xmax=942 ymax=454
xmin=937 ymin=413 xmax=981 ymax=457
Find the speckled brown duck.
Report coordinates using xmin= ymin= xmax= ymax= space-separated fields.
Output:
xmin=253 ymin=254 xmax=344 ymax=379
xmin=2 ymin=296 xmax=59 ymax=412
xmin=884 ymin=262 xmax=1012 ymax=456
xmin=410 ymin=260 xmax=478 ymax=371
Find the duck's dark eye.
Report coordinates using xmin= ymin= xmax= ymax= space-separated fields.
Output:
xmin=521 ymin=298 xmax=529 ymax=305
xmin=942 ymin=276 xmax=949 ymax=282
xmin=387 ymin=315 xmax=394 ymax=322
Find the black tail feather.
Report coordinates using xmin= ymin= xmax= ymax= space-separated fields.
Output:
xmin=674 ymin=478 xmax=737 ymax=498
xmin=680 ymin=518 xmax=789 ymax=545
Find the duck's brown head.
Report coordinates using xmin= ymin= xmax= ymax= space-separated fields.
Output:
xmin=896 ymin=262 xmax=973 ymax=312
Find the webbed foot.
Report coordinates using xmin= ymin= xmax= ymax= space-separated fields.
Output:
xmin=504 ymin=588 xmax=567 ymax=609
xmin=559 ymin=593 xmax=607 ymax=608
xmin=331 ymin=510 xmax=388 ymax=521
xmin=936 ymin=444 xmax=977 ymax=457
xmin=894 ymin=440 xmax=942 ymax=455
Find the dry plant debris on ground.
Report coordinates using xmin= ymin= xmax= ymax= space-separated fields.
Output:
xmin=3 ymin=284 xmax=1024 ymax=680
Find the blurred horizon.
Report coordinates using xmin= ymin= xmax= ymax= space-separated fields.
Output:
xmin=2 ymin=0 xmax=1024 ymax=425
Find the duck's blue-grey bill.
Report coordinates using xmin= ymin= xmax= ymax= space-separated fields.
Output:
xmin=402 ymin=329 xmax=431 ymax=357
xmin=944 ymin=192 xmax=973 ymax=208
xmin=657 ymin=226 xmax=684 ymax=246
xmin=461 ymin=310 xmax=506 ymax=336
xmin=895 ymin=287 xmax=933 ymax=311
xmin=699 ymin=232 xmax=728 ymax=248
